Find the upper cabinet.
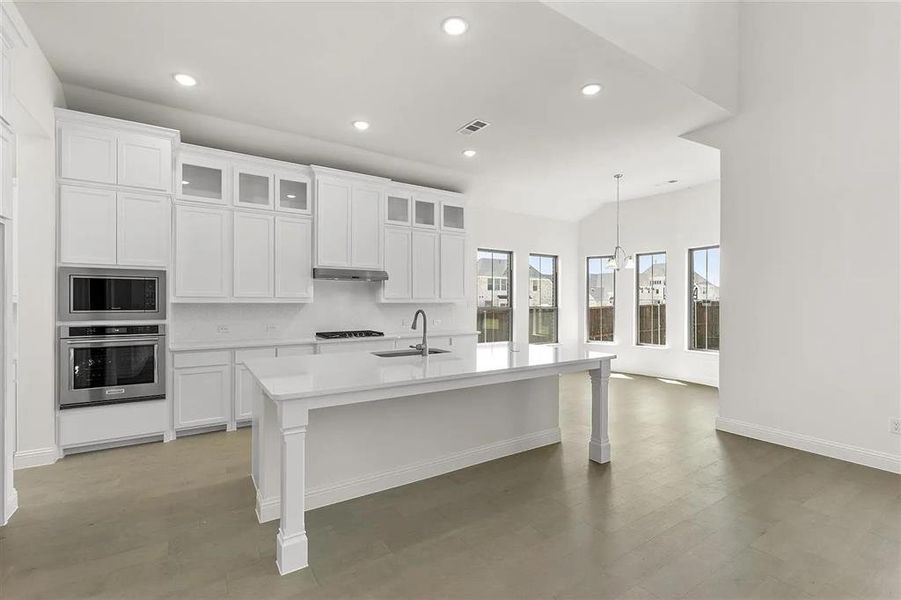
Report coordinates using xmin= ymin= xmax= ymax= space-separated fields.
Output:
xmin=385 ymin=189 xmax=412 ymax=226
xmin=234 ymin=163 xmax=274 ymax=210
xmin=56 ymin=110 xmax=177 ymax=193
xmin=312 ymin=166 xmax=387 ymax=270
xmin=178 ymin=152 xmax=228 ymax=204
xmin=414 ymin=197 xmax=438 ymax=228
xmin=276 ymin=171 xmax=311 ymax=214
xmin=0 ymin=121 xmax=14 ymax=220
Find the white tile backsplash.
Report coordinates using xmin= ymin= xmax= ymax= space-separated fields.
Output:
xmin=171 ymin=280 xmax=472 ymax=345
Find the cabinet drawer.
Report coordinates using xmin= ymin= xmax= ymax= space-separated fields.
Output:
xmin=235 ymin=347 xmax=277 ymax=365
xmin=277 ymin=345 xmax=315 ymax=357
xmin=173 ymin=350 xmax=231 ymax=369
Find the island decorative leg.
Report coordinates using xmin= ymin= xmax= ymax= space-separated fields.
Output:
xmin=276 ymin=403 xmax=310 ymax=575
xmin=588 ymin=362 xmax=611 ymax=463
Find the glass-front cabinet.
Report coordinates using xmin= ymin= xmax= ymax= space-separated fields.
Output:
xmin=234 ymin=163 xmax=274 ymax=209
xmin=276 ymin=170 xmax=311 ymax=214
xmin=441 ymin=201 xmax=465 ymax=231
xmin=386 ymin=190 xmax=412 ymax=225
xmin=178 ymin=153 xmax=228 ymax=204
xmin=413 ymin=197 xmax=437 ymax=228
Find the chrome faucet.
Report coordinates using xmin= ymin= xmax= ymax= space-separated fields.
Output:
xmin=411 ymin=309 xmax=429 ymax=357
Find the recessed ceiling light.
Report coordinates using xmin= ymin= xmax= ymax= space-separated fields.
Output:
xmin=352 ymin=120 xmax=370 ymax=131
xmin=286 ymin=194 xmax=296 ymax=199
xmin=181 ymin=180 xmax=190 ymax=185
xmin=581 ymin=83 xmax=602 ymax=96
xmin=442 ymin=17 xmax=468 ymax=36
xmin=173 ymin=73 xmax=197 ymax=87
xmin=462 ymin=149 xmax=476 ymax=158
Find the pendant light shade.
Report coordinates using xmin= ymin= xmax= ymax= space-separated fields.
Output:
xmin=609 ymin=173 xmax=633 ymax=270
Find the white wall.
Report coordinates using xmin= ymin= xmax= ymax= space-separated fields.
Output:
xmin=469 ymin=206 xmax=581 ymax=347
xmin=3 ymin=3 xmax=65 ymax=470
xmin=578 ymin=181 xmax=720 ymax=386
xmin=689 ymin=3 xmax=901 ymax=472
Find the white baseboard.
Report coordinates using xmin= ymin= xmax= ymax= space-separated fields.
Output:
xmin=3 ymin=487 xmax=18 ymax=525
xmin=716 ymin=416 xmax=901 ymax=474
xmin=300 ymin=427 xmax=561 ymax=511
xmin=14 ymin=446 xmax=60 ymax=470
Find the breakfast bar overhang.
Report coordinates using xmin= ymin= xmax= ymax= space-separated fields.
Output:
xmin=246 ymin=344 xmax=616 ymax=575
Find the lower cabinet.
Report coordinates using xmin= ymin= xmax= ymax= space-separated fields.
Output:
xmin=234 ymin=347 xmax=277 ymax=423
xmin=173 ymin=351 xmax=231 ymax=430
xmin=317 ymin=339 xmax=396 ymax=354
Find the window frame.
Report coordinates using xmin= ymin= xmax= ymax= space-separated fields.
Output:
xmin=687 ymin=244 xmax=720 ymax=353
xmin=586 ymin=255 xmax=616 ymax=344
xmin=635 ymin=251 xmax=668 ymax=347
xmin=528 ymin=253 xmax=559 ymax=344
xmin=476 ymin=248 xmax=514 ymax=344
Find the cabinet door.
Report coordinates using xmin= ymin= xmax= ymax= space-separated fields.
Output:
xmin=234 ymin=348 xmax=277 ymax=422
xmin=117 ymin=192 xmax=169 ymax=267
xmin=234 ymin=164 xmax=274 ymax=209
xmin=411 ymin=230 xmax=439 ymax=300
xmin=383 ymin=227 xmax=411 ymax=300
xmin=233 ymin=211 xmax=274 ymax=298
xmin=441 ymin=202 xmax=465 ymax=231
xmin=174 ymin=365 xmax=231 ymax=429
xmin=275 ymin=216 xmax=313 ymax=300
xmin=440 ymin=233 xmax=466 ymax=300
xmin=59 ymin=125 xmax=117 ymax=185
xmin=386 ymin=192 xmax=411 ymax=226
xmin=174 ymin=204 xmax=230 ymax=298
xmin=315 ymin=178 xmax=351 ymax=267
xmin=0 ymin=123 xmax=14 ymax=220
xmin=59 ymin=185 xmax=117 ymax=265
xmin=276 ymin=171 xmax=311 ymax=214
xmin=351 ymin=185 xmax=382 ymax=268
xmin=179 ymin=154 xmax=228 ymax=204
xmin=117 ymin=133 xmax=172 ymax=192
xmin=413 ymin=197 xmax=438 ymax=229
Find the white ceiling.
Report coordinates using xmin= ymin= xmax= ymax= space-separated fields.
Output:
xmin=18 ymin=1 xmax=725 ymax=220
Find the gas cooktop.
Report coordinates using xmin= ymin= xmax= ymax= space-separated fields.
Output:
xmin=315 ymin=330 xmax=385 ymax=340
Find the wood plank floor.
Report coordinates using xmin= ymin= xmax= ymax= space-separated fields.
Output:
xmin=2 ymin=373 xmax=899 ymax=599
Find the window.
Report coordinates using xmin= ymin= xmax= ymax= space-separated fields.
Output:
xmin=528 ymin=254 xmax=558 ymax=344
xmin=689 ymin=246 xmax=720 ymax=351
xmin=636 ymin=252 xmax=666 ymax=345
xmin=477 ymin=249 xmax=513 ymax=343
xmin=587 ymin=256 xmax=615 ymax=342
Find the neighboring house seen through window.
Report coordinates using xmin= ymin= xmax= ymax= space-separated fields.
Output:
xmin=528 ymin=254 xmax=558 ymax=344
xmin=689 ymin=246 xmax=720 ymax=351
xmin=587 ymin=256 xmax=615 ymax=342
xmin=636 ymin=252 xmax=667 ymax=345
xmin=477 ymin=249 xmax=513 ymax=343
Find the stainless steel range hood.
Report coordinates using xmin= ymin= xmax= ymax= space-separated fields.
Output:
xmin=313 ymin=267 xmax=389 ymax=282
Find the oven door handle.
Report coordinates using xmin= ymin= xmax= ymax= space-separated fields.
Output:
xmin=63 ymin=337 xmax=163 ymax=347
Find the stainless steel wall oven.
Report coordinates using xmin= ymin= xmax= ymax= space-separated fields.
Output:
xmin=58 ymin=324 xmax=166 ymax=409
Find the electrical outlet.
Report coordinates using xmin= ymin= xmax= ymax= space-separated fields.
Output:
xmin=433 ymin=319 xmax=442 ymax=327
xmin=891 ymin=418 xmax=901 ymax=435
xmin=400 ymin=319 xmax=408 ymax=327
xmin=216 ymin=325 xmax=230 ymax=335
xmin=265 ymin=324 xmax=278 ymax=333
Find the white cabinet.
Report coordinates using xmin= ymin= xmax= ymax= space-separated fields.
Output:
xmin=117 ymin=133 xmax=173 ymax=192
xmin=386 ymin=191 xmax=411 ymax=226
xmin=174 ymin=204 xmax=230 ymax=298
xmin=276 ymin=171 xmax=311 ymax=214
xmin=234 ymin=347 xmax=276 ymax=422
xmin=57 ymin=115 xmax=176 ymax=192
xmin=413 ymin=197 xmax=438 ymax=229
xmin=117 ymin=192 xmax=169 ymax=267
xmin=440 ymin=233 xmax=466 ymax=300
xmin=275 ymin=216 xmax=313 ymax=300
xmin=383 ymin=227 xmax=411 ymax=300
xmin=351 ymin=184 xmax=382 ymax=268
xmin=317 ymin=339 xmax=396 ymax=354
xmin=233 ymin=211 xmax=274 ymax=298
xmin=0 ymin=122 xmax=15 ymax=220
xmin=277 ymin=345 xmax=315 ymax=357
xmin=313 ymin=168 xmax=387 ymax=269
xmin=59 ymin=185 xmax=117 ymax=265
xmin=58 ymin=125 xmax=117 ymax=185
xmin=173 ymin=351 xmax=231 ymax=430
xmin=441 ymin=201 xmax=466 ymax=231
xmin=411 ymin=230 xmax=439 ymax=300
xmin=315 ymin=178 xmax=351 ymax=267
xmin=234 ymin=163 xmax=274 ymax=210
xmin=178 ymin=153 xmax=228 ymax=204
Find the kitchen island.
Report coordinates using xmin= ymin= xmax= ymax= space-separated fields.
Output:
xmin=245 ymin=343 xmax=616 ymax=575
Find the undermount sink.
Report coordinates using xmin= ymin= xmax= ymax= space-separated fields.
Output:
xmin=372 ymin=348 xmax=451 ymax=358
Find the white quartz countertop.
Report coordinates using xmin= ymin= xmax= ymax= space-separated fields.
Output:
xmin=169 ymin=330 xmax=479 ymax=352
xmin=244 ymin=344 xmax=616 ymax=402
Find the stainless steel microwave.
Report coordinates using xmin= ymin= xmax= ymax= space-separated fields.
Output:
xmin=58 ymin=267 xmax=166 ymax=322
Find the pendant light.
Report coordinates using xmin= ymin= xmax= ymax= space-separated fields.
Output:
xmin=606 ymin=173 xmax=634 ymax=270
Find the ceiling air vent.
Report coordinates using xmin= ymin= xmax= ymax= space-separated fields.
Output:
xmin=457 ymin=119 xmax=490 ymax=136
